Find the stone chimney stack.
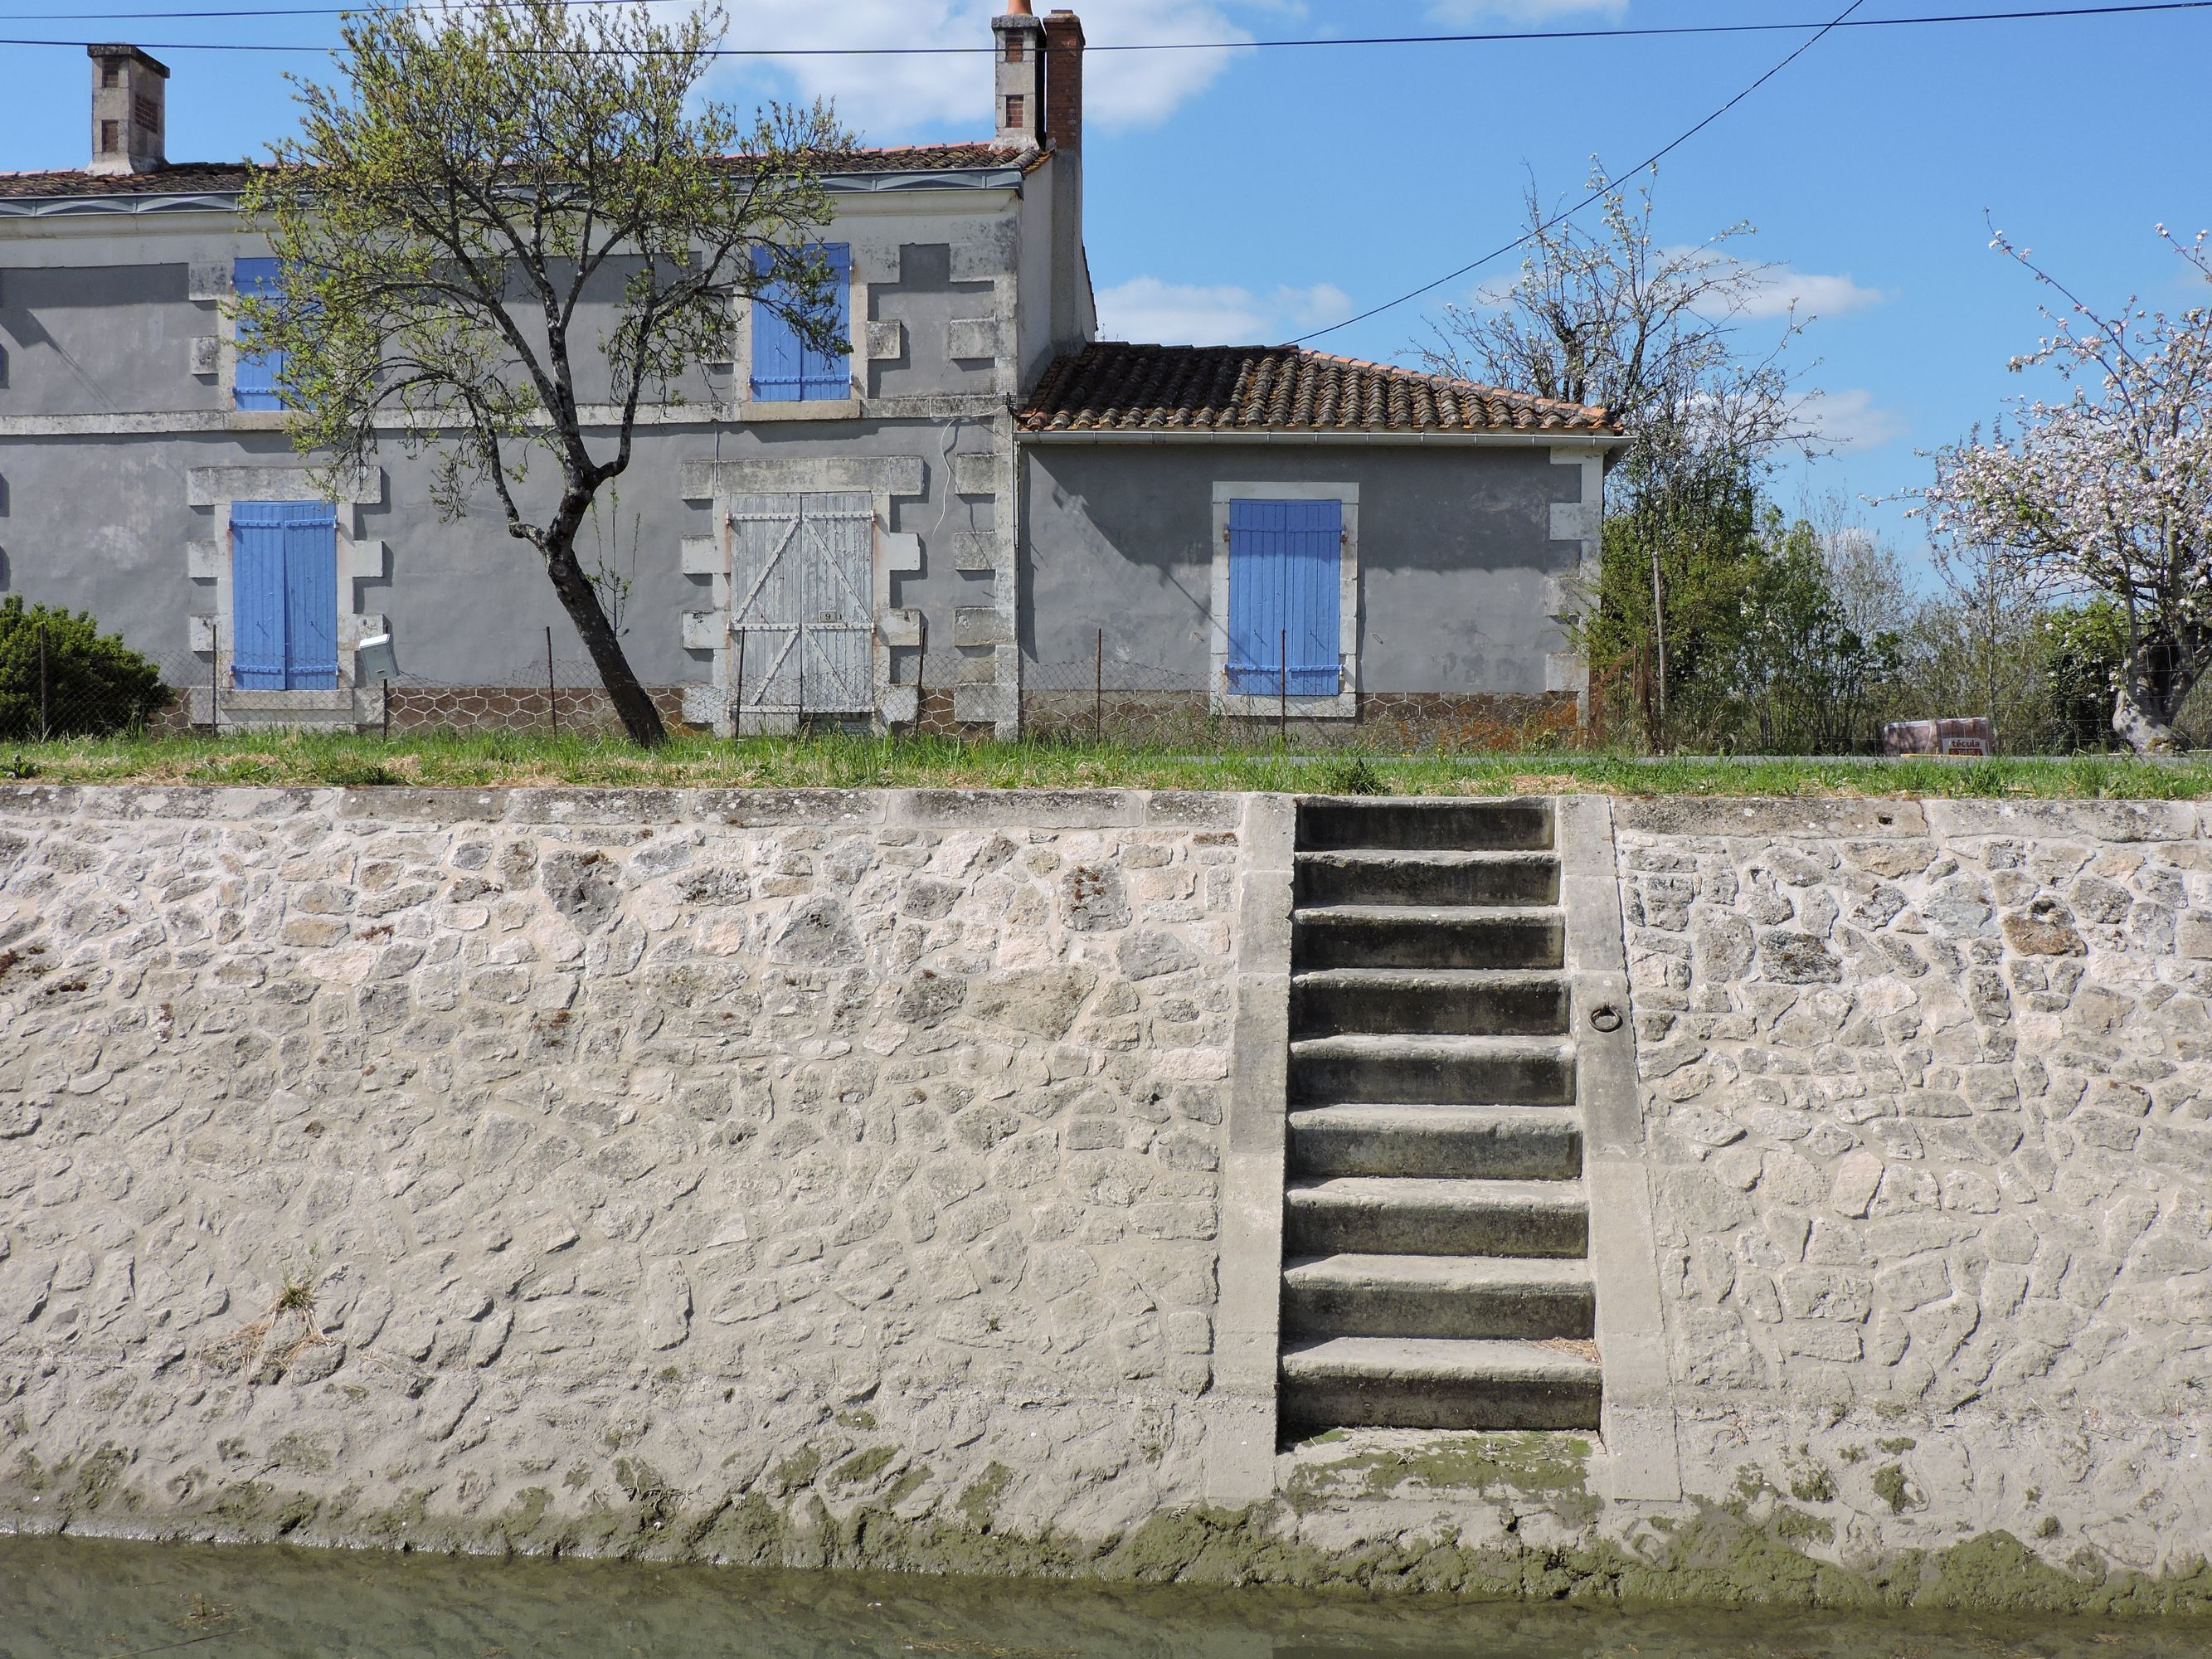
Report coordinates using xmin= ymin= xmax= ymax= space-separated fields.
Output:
xmin=992 ymin=2 xmax=1048 ymax=150
xmin=1043 ymin=11 xmax=1084 ymax=153
xmin=88 ymin=44 xmax=168 ymax=176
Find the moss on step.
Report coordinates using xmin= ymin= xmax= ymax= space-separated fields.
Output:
xmin=1284 ymin=1431 xmax=1596 ymax=1519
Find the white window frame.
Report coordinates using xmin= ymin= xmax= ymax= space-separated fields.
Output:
xmin=1209 ymin=480 xmax=1360 ymax=718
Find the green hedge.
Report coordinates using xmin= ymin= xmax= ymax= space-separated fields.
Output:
xmin=0 ymin=597 xmax=171 ymax=738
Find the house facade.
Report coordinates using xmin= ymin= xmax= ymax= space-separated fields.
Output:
xmin=0 ymin=8 xmax=1621 ymax=742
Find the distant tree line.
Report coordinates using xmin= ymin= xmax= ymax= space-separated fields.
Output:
xmin=1421 ymin=169 xmax=2210 ymax=755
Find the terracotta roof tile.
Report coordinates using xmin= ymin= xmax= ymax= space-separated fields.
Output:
xmin=0 ymin=144 xmax=1036 ymax=201
xmin=1020 ymin=343 xmax=1620 ymax=436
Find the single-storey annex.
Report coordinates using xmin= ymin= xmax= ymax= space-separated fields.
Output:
xmin=0 ymin=7 xmax=1623 ymax=741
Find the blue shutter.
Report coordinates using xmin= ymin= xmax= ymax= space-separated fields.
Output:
xmin=800 ymin=243 xmax=852 ymax=401
xmin=284 ymin=511 xmax=340 ymax=688
xmin=233 ymin=257 xmax=285 ymax=411
xmin=751 ymin=244 xmax=850 ymax=402
xmin=750 ymin=246 xmax=806 ymax=401
xmin=1227 ymin=499 xmax=1343 ymax=696
xmin=231 ymin=501 xmax=338 ymax=689
xmin=231 ymin=504 xmax=289 ymax=688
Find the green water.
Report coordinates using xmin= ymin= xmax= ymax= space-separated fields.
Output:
xmin=1 ymin=1535 xmax=2205 ymax=1659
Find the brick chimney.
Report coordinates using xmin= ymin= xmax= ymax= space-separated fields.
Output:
xmin=87 ymin=44 xmax=168 ymax=176
xmin=992 ymin=2 xmax=1048 ymax=150
xmin=1043 ymin=11 xmax=1084 ymax=153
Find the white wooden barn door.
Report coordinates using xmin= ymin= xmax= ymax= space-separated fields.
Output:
xmin=727 ymin=492 xmax=875 ymax=731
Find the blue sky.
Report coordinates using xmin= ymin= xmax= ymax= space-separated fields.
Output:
xmin=4 ymin=0 xmax=2210 ymax=574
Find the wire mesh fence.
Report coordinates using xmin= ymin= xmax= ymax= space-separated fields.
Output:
xmin=0 ymin=602 xmax=1620 ymax=757
xmin=21 ymin=611 xmax=2112 ymax=758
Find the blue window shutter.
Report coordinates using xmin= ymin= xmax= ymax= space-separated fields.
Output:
xmin=752 ymin=244 xmax=850 ymax=402
xmin=231 ymin=501 xmax=338 ymax=688
xmin=800 ymin=244 xmax=852 ymax=401
xmin=231 ymin=503 xmax=289 ymax=688
xmin=750 ymin=247 xmax=806 ymax=401
xmin=233 ymin=257 xmax=286 ymax=411
xmin=283 ymin=508 xmax=340 ymax=688
xmin=1227 ymin=498 xmax=1343 ymax=697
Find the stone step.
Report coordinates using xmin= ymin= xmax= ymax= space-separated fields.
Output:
xmin=1295 ymin=850 xmax=1560 ymax=909
xmin=1293 ymin=906 xmax=1565 ymax=971
xmin=1290 ymin=1034 xmax=1575 ymax=1107
xmin=1287 ymin=1102 xmax=1583 ymax=1181
xmin=1284 ymin=1176 xmax=1588 ymax=1258
xmin=1281 ymin=1253 xmax=1596 ymax=1342
xmin=1291 ymin=968 xmax=1569 ymax=1039
xmin=1279 ymin=1336 xmax=1603 ymax=1432
xmin=1297 ymin=798 xmax=1554 ymax=854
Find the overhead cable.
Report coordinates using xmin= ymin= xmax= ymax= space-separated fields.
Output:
xmin=1289 ymin=0 xmax=1882 ymax=344
xmin=0 ymin=0 xmax=2206 ymax=53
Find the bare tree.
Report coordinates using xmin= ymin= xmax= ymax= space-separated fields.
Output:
xmin=1421 ymin=167 xmax=1817 ymax=747
xmin=1919 ymin=225 xmax=2212 ymax=753
xmin=242 ymin=0 xmax=851 ymax=745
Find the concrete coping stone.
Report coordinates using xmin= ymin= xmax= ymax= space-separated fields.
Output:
xmin=891 ymin=789 xmax=1145 ymax=829
xmin=1920 ymin=797 xmax=2203 ymax=842
xmin=1 ymin=786 xmax=2202 ymax=839
xmin=0 ymin=783 xmax=1255 ymax=832
xmin=1612 ymin=798 xmax=1932 ymax=839
xmin=331 ymin=787 xmax=508 ymax=821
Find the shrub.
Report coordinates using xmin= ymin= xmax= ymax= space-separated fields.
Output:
xmin=0 ymin=597 xmax=171 ymax=738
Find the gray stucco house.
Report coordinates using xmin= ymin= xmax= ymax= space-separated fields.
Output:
xmin=0 ymin=8 xmax=1622 ymax=742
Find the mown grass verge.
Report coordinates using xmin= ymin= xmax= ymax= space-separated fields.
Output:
xmin=0 ymin=731 xmax=2206 ymax=799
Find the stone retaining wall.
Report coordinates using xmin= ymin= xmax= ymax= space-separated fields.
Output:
xmin=0 ymin=786 xmax=1280 ymax=1557
xmin=1612 ymin=798 xmax=2212 ymax=1582
xmin=7 ymin=786 xmax=2212 ymax=1609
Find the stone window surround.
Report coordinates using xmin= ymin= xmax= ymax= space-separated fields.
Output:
xmin=184 ymin=465 xmax=387 ymax=721
xmin=1208 ymin=480 xmax=1361 ymax=719
xmin=720 ymin=227 xmax=1023 ymax=420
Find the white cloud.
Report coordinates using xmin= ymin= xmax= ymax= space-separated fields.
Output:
xmin=1801 ymin=388 xmax=1908 ymax=453
xmin=710 ymin=1 xmax=1281 ymax=142
xmin=1653 ymin=246 xmax=1889 ymax=322
xmin=1096 ymin=277 xmax=1351 ymax=345
xmin=1738 ymin=265 xmax=1889 ymax=321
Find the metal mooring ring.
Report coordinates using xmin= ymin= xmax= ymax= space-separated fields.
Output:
xmin=1589 ymin=1004 xmax=1624 ymax=1034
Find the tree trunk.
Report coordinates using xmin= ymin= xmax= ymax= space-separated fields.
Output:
xmin=2112 ymin=684 xmax=2182 ymax=755
xmin=542 ymin=530 xmax=668 ymax=747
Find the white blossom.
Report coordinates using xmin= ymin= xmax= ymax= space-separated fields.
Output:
xmin=1913 ymin=226 xmax=2212 ymax=752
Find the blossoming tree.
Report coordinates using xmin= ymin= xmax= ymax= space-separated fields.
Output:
xmin=1920 ymin=227 xmax=2212 ymax=753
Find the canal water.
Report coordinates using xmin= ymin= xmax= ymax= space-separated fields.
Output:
xmin=1 ymin=1534 xmax=2205 ymax=1659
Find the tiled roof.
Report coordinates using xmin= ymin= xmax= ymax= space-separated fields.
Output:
xmin=0 ymin=161 xmax=259 ymax=198
xmin=1019 ymin=343 xmax=1621 ymax=436
xmin=0 ymin=144 xmax=1038 ymax=200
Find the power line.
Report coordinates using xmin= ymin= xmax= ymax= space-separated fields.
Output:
xmin=0 ymin=0 xmax=2207 ymax=52
xmin=1289 ymin=0 xmax=1883 ymax=346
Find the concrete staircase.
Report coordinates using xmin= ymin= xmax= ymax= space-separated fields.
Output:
xmin=1277 ymin=798 xmax=1602 ymax=1435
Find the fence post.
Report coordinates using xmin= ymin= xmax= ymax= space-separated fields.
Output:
xmin=797 ymin=636 xmax=805 ymax=738
xmin=1279 ymin=627 xmax=1288 ymax=743
xmin=1095 ymin=627 xmax=1103 ymax=744
xmin=382 ymin=675 xmax=391 ymax=741
xmin=732 ymin=633 xmax=745 ymax=741
xmin=546 ymin=625 xmax=557 ymax=737
xmin=912 ymin=640 xmax=922 ymax=739
xmin=210 ymin=622 xmax=220 ymax=737
xmin=36 ymin=620 xmax=48 ymax=742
